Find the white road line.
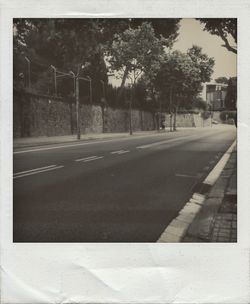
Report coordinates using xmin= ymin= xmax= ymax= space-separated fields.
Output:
xmin=14 ymin=165 xmax=57 ymax=176
xmin=111 ymin=150 xmax=129 ymax=154
xmin=75 ymin=156 xmax=98 ymax=162
xmin=111 ymin=150 xmax=124 ymax=154
xmin=117 ymin=150 xmax=129 ymax=154
xmin=136 ymin=135 xmax=196 ymax=149
xmin=81 ymin=156 xmax=104 ymax=162
xmin=13 ymin=133 xmax=170 ymax=154
xmin=14 ymin=165 xmax=64 ymax=179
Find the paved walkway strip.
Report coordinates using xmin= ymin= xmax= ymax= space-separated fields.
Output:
xmin=14 ymin=165 xmax=64 ymax=179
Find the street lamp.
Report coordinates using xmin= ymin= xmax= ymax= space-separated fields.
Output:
xmin=70 ymin=71 xmax=81 ymax=140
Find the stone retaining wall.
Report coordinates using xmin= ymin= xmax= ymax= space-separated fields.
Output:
xmin=13 ymin=92 xmax=213 ymax=138
xmin=13 ymin=92 xmax=156 ymax=138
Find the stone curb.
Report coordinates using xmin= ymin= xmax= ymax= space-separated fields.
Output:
xmin=183 ymin=145 xmax=237 ymax=242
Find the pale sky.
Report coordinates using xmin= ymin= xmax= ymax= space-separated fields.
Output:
xmin=110 ymin=18 xmax=237 ymax=86
xmin=173 ymin=18 xmax=237 ymax=81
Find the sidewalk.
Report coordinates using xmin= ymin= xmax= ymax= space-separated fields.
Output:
xmin=183 ymin=145 xmax=237 ymax=242
xmin=13 ymin=127 xmax=201 ymax=149
xmin=13 ymin=130 xmax=160 ymax=149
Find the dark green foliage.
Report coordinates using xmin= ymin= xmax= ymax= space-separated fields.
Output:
xmin=197 ymin=18 xmax=237 ymax=54
xmin=215 ymin=77 xmax=229 ymax=84
xmin=225 ymin=77 xmax=237 ymax=110
xmin=13 ymin=18 xmax=180 ymax=111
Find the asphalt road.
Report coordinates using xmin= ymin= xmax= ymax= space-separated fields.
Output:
xmin=13 ymin=125 xmax=236 ymax=242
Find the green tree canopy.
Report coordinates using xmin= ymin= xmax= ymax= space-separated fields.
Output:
xmin=153 ymin=46 xmax=214 ymax=111
xmin=107 ymin=22 xmax=171 ymax=95
xmin=225 ymin=77 xmax=237 ymax=110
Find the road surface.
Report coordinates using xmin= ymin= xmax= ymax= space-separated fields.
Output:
xmin=13 ymin=125 xmax=236 ymax=242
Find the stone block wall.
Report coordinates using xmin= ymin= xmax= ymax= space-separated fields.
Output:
xmin=14 ymin=91 xmax=213 ymax=138
xmin=164 ymin=113 xmax=212 ymax=128
xmin=13 ymin=93 xmax=73 ymax=137
xmin=13 ymin=92 xmax=156 ymax=138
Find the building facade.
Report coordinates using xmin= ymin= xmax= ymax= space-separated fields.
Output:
xmin=201 ymin=82 xmax=228 ymax=110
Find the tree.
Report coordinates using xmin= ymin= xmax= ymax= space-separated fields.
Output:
xmin=215 ymin=77 xmax=229 ymax=84
xmin=197 ymin=18 xmax=237 ymax=54
xmin=153 ymin=47 xmax=214 ymax=130
xmin=14 ymin=18 xmax=180 ymax=101
xmin=107 ymin=22 xmax=179 ymax=97
xmin=225 ymin=77 xmax=237 ymax=110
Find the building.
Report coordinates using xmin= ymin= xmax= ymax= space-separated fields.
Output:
xmin=201 ymin=82 xmax=228 ymax=110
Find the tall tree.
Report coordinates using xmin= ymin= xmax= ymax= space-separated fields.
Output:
xmin=107 ymin=22 xmax=167 ymax=98
xmin=225 ymin=77 xmax=237 ymax=110
xmin=197 ymin=18 xmax=237 ymax=54
xmin=153 ymin=47 xmax=214 ymax=130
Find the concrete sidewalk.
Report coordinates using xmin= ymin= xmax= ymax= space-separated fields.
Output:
xmin=13 ymin=127 xmax=201 ymax=149
xmin=13 ymin=130 xmax=161 ymax=149
xmin=183 ymin=145 xmax=237 ymax=242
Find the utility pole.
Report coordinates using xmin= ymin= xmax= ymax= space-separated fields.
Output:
xmin=129 ymin=91 xmax=133 ymax=135
xmin=70 ymin=70 xmax=81 ymax=140
xmin=50 ymin=65 xmax=57 ymax=96
xmin=24 ymin=56 xmax=31 ymax=90
xmin=87 ymin=76 xmax=92 ymax=103
xmin=169 ymin=84 xmax=173 ymax=132
xmin=75 ymin=76 xmax=80 ymax=140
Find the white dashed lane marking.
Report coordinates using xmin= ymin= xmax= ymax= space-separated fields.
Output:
xmin=75 ymin=156 xmax=104 ymax=162
xmin=14 ymin=165 xmax=64 ymax=179
xmin=75 ymin=156 xmax=98 ymax=162
xmin=111 ymin=150 xmax=130 ymax=155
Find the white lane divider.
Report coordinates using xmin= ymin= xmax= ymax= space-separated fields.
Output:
xmin=111 ymin=150 xmax=130 ymax=155
xmin=14 ymin=165 xmax=64 ymax=179
xmin=75 ymin=155 xmax=104 ymax=162
xmin=75 ymin=156 xmax=98 ymax=162
xmin=136 ymin=135 xmax=196 ymax=149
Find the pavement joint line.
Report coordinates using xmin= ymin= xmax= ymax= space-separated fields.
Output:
xmin=75 ymin=156 xmax=98 ymax=162
xmin=13 ymin=165 xmax=64 ymax=179
xmin=14 ymin=164 xmax=57 ymax=176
